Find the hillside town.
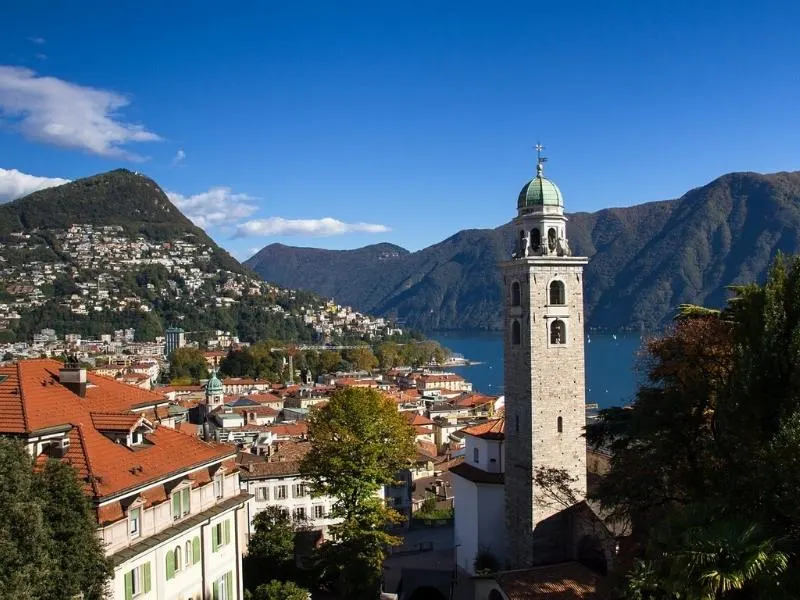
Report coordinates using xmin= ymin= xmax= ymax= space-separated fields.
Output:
xmin=0 ymin=224 xmax=399 ymax=342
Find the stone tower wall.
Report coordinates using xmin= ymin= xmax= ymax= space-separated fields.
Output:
xmin=503 ymin=257 xmax=588 ymax=568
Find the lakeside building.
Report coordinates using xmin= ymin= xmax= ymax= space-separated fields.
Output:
xmin=0 ymin=359 xmax=251 ymax=600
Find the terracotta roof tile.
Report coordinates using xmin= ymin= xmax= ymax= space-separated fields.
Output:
xmin=90 ymin=412 xmax=142 ymax=432
xmin=0 ymin=360 xmax=236 ymax=500
xmin=495 ymin=562 xmax=606 ymax=599
xmin=461 ymin=418 xmax=505 ymax=440
xmin=405 ymin=412 xmax=435 ymax=426
xmin=97 ymin=502 xmax=124 ymax=526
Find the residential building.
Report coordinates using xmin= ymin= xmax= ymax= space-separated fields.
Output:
xmin=0 ymin=359 xmax=252 ymax=600
xmin=237 ymin=442 xmax=339 ymax=536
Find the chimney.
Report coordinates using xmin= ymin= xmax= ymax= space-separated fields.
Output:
xmin=60 ymin=363 xmax=87 ymax=398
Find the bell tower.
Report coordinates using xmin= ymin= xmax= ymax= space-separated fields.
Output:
xmin=501 ymin=147 xmax=588 ymax=568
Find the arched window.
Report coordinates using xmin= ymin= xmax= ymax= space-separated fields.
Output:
xmin=548 ymin=227 xmax=557 ymax=249
xmin=549 ymin=280 xmax=565 ymax=305
xmin=174 ymin=546 xmax=182 ymax=572
xmin=531 ymin=228 xmax=541 ymax=250
xmin=512 ymin=320 xmax=521 ymax=345
xmin=473 ymin=447 xmax=479 ymax=463
xmin=557 ymin=416 xmax=563 ymax=433
xmin=511 ymin=281 xmax=521 ymax=306
xmin=518 ymin=230 xmax=526 ymax=254
xmin=550 ymin=319 xmax=566 ymax=345
xmin=185 ymin=540 xmax=193 ymax=566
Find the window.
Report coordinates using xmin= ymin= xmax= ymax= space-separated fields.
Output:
xmin=185 ymin=540 xmax=193 ymax=566
xmin=293 ymin=507 xmax=306 ymax=522
xmin=550 ymin=319 xmax=566 ymax=345
xmin=548 ymin=227 xmax=557 ymax=249
xmin=255 ymin=486 xmax=268 ymax=501
xmin=511 ymin=281 xmax=521 ymax=306
xmin=549 ymin=280 xmax=565 ymax=305
xmin=313 ymin=505 xmax=325 ymax=519
xmin=292 ymin=483 xmax=306 ymax=498
xmin=274 ymin=485 xmax=287 ymax=500
xmin=174 ymin=546 xmax=182 ymax=572
xmin=473 ymin=447 xmax=479 ymax=463
xmin=531 ymin=228 xmax=541 ymax=250
xmin=124 ymin=563 xmax=151 ymax=599
xmin=213 ymin=571 xmax=233 ymax=600
xmin=171 ymin=486 xmax=191 ymax=520
xmin=512 ymin=320 xmax=521 ymax=345
xmin=212 ymin=519 xmax=231 ymax=552
xmin=214 ymin=473 xmax=224 ymax=499
xmin=129 ymin=507 xmax=140 ymax=538
xmin=557 ymin=416 xmax=563 ymax=433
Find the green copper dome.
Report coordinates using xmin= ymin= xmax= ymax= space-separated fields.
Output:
xmin=206 ymin=370 xmax=223 ymax=395
xmin=517 ymin=163 xmax=563 ymax=209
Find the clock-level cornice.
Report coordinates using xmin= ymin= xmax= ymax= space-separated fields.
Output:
xmin=499 ymin=256 xmax=589 ymax=270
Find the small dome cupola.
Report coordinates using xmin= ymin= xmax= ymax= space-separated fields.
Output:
xmin=517 ymin=145 xmax=564 ymax=214
xmin=206 ymin=369 xmax=224 ymax=397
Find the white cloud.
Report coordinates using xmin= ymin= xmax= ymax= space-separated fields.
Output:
xmin=172 ymin=149 xmax=186 ymax=165
xmin=0 ymin=65 xmax=161 ymax=160
xmin=27 ymin=37 xmax=46 ymax=45
xmin=166 ymin=187 xmax=258 ymax=229
xmin=0 ymin=167 xmax=69 ymax=203
xmin=235 ymin=217 xmax=391 ymax=238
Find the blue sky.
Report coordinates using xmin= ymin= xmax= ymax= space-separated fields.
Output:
xmin=1 ymin=1 xmax=799 ymax=258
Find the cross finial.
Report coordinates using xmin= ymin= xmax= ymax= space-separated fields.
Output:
xmin=534 ymin=142 xmax=547 ymax=176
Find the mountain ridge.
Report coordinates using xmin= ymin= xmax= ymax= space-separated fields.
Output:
xmin=246 ymin=170 xmax=800 ymax=331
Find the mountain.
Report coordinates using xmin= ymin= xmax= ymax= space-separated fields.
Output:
xmin=0 ymin=169 xmax=319 ymax=343
xmin=246 ymin=170 xmax=800 ymax=331
xmin=0 ymin=168 xmax=243 ymax=274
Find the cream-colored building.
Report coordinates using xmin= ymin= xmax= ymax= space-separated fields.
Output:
xmin=0 ymin=359 xmax=252 ymax=600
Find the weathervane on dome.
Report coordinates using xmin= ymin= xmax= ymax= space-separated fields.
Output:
xmin=534 ymin=142 xmax=547 ymax=176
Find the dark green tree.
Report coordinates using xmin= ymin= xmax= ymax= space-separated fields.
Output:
xmin=168 ymin=346 xmax=208 ymax=382
xmin=589 ymin=254 xmax=800 ymax=598
xmin=251 ymin=580 xmax=309 ymax=600
xmin=0 ymin=438 xmax=111 ymax=600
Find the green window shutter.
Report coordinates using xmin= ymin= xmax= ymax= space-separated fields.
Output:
xmin=166 ymin=551 xmax=175 ymax=580
xmin=225 ymin=571 xmax=233 ymax=599
xmin=212 ymin=580 xmax=220 ymax=600
xmin=193 ymin=536 xmax=201 ymax=564
xmin=182 ymin=487 xmax=190 ymax=513
xmin=143 ymin=562 xmax=151 ymax=593
xmin=211 ymin=525 xmax=219 ymax=552
xmin=223 ymin=519 xmax=231 ymax=545
xmin=172 ymin=493 xmax=181 ymax=519
xmin=124 ymin=571 xmax=133 ymax=600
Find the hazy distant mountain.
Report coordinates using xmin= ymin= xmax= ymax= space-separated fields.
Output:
xmin=246 ymin=170 xmax=800 ymax=331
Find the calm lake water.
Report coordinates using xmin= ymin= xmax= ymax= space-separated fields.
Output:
xmin=431 ymin=331 xmax=644 ymax=409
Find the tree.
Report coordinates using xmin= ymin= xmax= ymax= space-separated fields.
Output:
xmin=248 ymin=506 xmax=296 ymax=566
xmin=344 ymin=345 xmax=378 ymax=372
xmin=319 ymin=350 xmax=344 ymax=374
xmin=168 ymin=346 xmax=208 ymax=382
xmin=300 ymin=388 xmax=416 ymax=599
xmin=34 ymin=459 xmax=112 ymax=600
xmin=252 ymin=580 xmax=309 ymax=600
xmin=0 ymin=438 xmax=111 ymax=600
xmin=375 ymin=342 xmax=401 ymax=369
xmin=588 ymin=254 xmax=800 ymax=598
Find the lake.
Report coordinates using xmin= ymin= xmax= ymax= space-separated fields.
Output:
xmin=431 ymin=331 xmax=645 ymax=409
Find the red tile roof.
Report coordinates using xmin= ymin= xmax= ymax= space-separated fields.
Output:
xmin=0 ymin=360 xmax=235 ymax=501
xmin=461 ymin=418 xmax=505 ymax=440
xmin=405 ymin=412 xmax=435 ymax=427
xmin=90 ymin=412 xmax=142 ymax=432
xmin=453 ymin=392 xmax=497 ymax=408
xmin=495 ymin=562 xmax=606 ymax=599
